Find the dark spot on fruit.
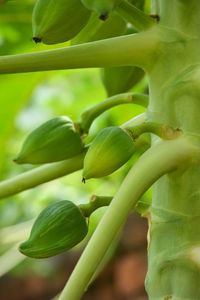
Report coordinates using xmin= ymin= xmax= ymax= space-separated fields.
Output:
xmin=33 ymin=37 xmax=42 ymax=43
xmin=99 ymin=14 xmax=108 ymax=21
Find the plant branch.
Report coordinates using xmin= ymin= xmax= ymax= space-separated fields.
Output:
xmin=79 ymin=92 xmax=148 ymax=133
xmin=0 ymin=29 xmax=160 ymax=74
xmin=122 ymin=122 xmax=181 ymax=140
xmin=79 ymin=195 xmax=113 ymax=217
xmin=116 ymin=0 xmax=156 ymax=31
xmin=0 ymin=150 xmax=87 ymax=200
xmin=59 ymin=136 xmax=196 ymax=300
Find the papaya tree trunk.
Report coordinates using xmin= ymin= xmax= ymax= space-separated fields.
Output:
xmin=146 ymin=1 xmax=200 ymax=299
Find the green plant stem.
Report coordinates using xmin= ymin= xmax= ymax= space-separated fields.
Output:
xmin=116 ymin=0 xmax=156 ymax=31
xmin=59 ymin=136 xmax=196 ymax=300
xmin=123 ymin=122 xmax=181 ymax=140
xmin=79 ymin=196 xmax=113 ymax=217
xmin=79 ymin=92 xmax=149 ymax=133
xmin=0 ymin=29 xmax=160 ymax=74
xmin=0 ymin=150 xmax=86 ymax=200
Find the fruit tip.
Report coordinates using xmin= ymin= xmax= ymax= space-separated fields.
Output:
xmin=99 ymin=14 xmax=108 ymax=21
xmin=33 ymin=37 xmax=42 ymax=43
xmin=82 ymin=177 xmax=86 ymax=184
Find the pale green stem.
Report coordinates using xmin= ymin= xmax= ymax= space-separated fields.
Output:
xmin=0 ymin=29 xmax=160 ymax=74
xmin=0 ymin=219 xmax=33 ymax=245
xmin=79 ymin=196 xmax=113 ymax=217
xmin=0 ymin=150 xmax=86 ymax=200
xmin=79 ymin=92 xmax=149 ymax=133
xmin=116 ymin=0 xmax=156 ymax=31
xmin=0 ymin=244 xmax=25 ymax=277
xmin=123 ymin=122 xmax=181 ymax=140
xmin=59 ymin=136 xmax=196 ymax=300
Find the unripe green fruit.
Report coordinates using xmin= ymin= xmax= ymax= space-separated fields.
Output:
xmin=81 ymin=0 xmax=122 ymax=19
xmin=101 ymin=66 xmax=144 ymax=97
xmin=14 ymin=116 xmax=84 ymax=164
xmin=83 ymin=126 xmax=135 ymax=179
xmin=19 ymin=201 xmax=88 ymax=259
xmin=32 ymin=0 xmax=91 ymax=45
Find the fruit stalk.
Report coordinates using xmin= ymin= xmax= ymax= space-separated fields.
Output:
xmin=79 ymin=92 xmax=148 ymax=133
xmin=79 ymin=195 xmax=113 ymax=217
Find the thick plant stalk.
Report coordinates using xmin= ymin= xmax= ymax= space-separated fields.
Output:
xmin=59 ymin=136 xmax=198 ymax=300
xmin=0 ymin=28 xmax=160 ymax=74
xmin=145 ymin=1 xmax=200 ymax=299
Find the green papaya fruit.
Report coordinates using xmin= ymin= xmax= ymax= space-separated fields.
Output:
xmin=100 ymin=23 xmax=145 ymax=96
xmin=32 ymin=0 xmax=91 ymax=44
xmin=83 ymin=126 xmax=135 ymax=180
xmin=72 ymin=11 xmax=126 ymax=45
xmin=14 ymin=116 xmax=84 ymax=164
xmin=19 ymin=201 xmax=88 ymax=258
xmin=81 ymin=0 xmax=122 ymax=19
xmin=100 ymin=66 xmax=144 ymax=97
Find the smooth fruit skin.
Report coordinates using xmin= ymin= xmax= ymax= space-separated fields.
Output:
xmin=81 ymin=0 xmax=122 ymax=18
xmin=19 ymin=200 xmax=88 ymax=258
xmin=14 ymin=116 xmax=84 ymax=164
xmin=101 ymin=66 xmax=144 ymax=97
xmin=83 ymin=126 xmax=135 ymax=179
xmin=32 ymin=0 xmax=91 ymax=44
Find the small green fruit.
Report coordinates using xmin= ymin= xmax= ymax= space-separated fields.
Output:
xmin=19 ymin=201 xmax=88 ymax=259
xmin=83 ymin=126 xmax=135 ymax=179
xmin=101 ymin=66 xmax=144 ymax=97
xmin=14 ymin=116 xmax=84 ymax=164
xmin=32 ymin=0 xmax=91 ymax=44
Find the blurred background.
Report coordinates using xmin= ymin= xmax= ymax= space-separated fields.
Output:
xmin=0 ymin=0 xmax=151 ymax=299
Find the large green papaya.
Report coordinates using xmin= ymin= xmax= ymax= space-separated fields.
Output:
xmin=14 ymin=116 xmax=84 ymax=164
xmin=32 ymin=0 xmax=91 ymax=44
xmin=19 ymin=201 xmax=88 ymax=258
xmin=83 ymin=126 xmax=135 ymax=180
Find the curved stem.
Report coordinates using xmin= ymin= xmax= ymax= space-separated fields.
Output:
xmin=0 ymin=29 xmax=160 ymax=74
xmin=116 ymin=0 xmax=156 ymax=31
xmin=59 ymin=136 xmax=196 ymax=300
xmin=123 ymin=122 xmax=181 ymax=140
xmin=0 ymin=150 xmax=86 ymax=200
xmin=79 ymin=195 xmax=113 ymax=217
xmin=79 ymin=92 xmax=148 ymax=133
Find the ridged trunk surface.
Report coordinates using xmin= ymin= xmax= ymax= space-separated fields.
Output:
xmin=146 ymin=1 xmax=200 ymax=299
